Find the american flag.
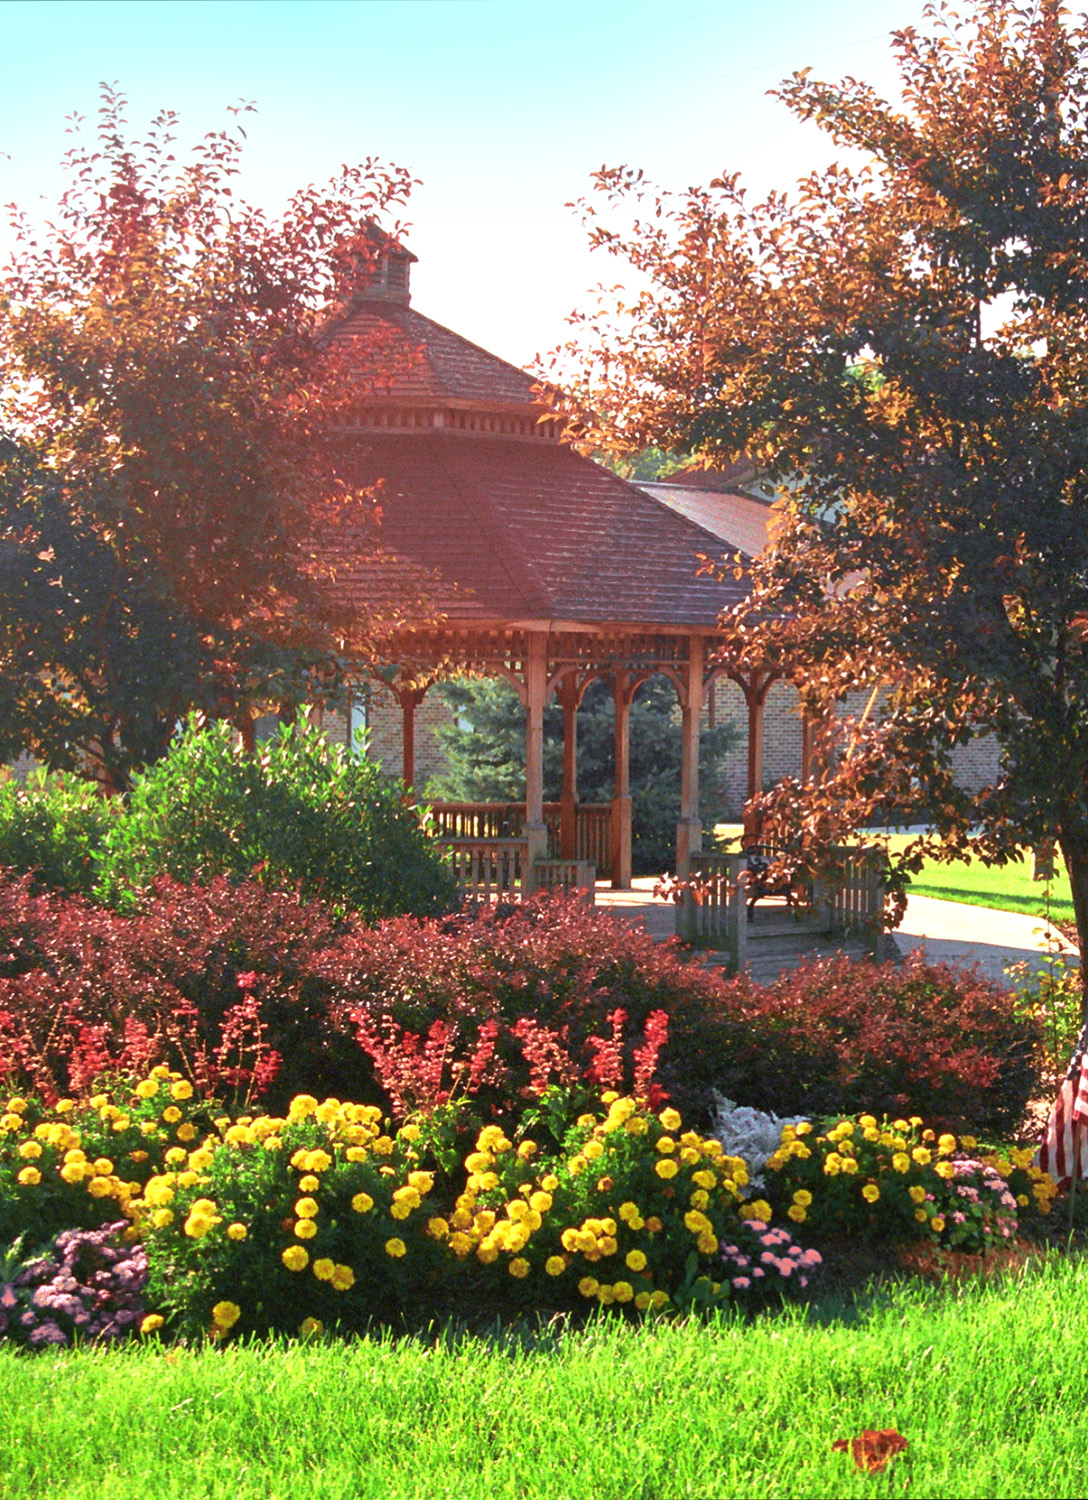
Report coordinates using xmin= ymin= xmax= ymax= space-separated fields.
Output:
xmin=1037 ymin=1021 xmax=1088 ymax=1187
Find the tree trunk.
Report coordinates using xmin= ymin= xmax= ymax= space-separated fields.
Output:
xmin=1058 ymin=832 xmax=1088 ymax=1022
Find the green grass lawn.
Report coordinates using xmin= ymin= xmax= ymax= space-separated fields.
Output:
xmin=714 ymin=824 xmax=1074 ymax=921
xmin=2 ymin=1256 xmax=1087 ymax=1500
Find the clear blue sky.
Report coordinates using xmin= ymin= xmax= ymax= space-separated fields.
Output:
xmin=1 ymin=0 xmax=940 ymax=367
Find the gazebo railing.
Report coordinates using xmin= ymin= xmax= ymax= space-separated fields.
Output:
xmin=429 ymin=801 xmax=611 ymax=873
xmin=444 ymin=838 xmax=527 ymax=902
xmin=442 ymin=839 xmax=596 ymax=905
xmin=676 ymin=846 xmax=886 ymax=971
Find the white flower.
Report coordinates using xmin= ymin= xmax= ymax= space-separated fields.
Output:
xmin=710 ymin=1093 xmax=807 ymax=1189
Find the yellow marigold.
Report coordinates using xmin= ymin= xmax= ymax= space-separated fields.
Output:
xmin=824 ymin=1154 xmax=843 ymax=1177
xmin=577 ymin=1276 xmax=599 ymax=1298
xmin=793 ymin=1190 xmax=813 ymax=1207
xmin=282 ymin=1245 xmax=309 ymax=1271
xmin=583 ymin=1139 xmax=605 ymax=1161
xmin=184 ymin=1213 xmax=218 ymax=1239
xmin=931 ymin=1215 xmax=946 ymax=1233
xmin=149 ymin=1207 xmax=173 ymax=1228
xmin=87 ymin=1176 xmax=112 ymax=1199
xmin=350 ymin=1193 xmax=374 ymax=1216
xmin=135 ymin=1079 xmax=159 ymax=1100
xmin=385 ymin=1238 xmax=407 ymax=1259
xmin=448 ymin=1232 xmax=473 ymax=1258
xmin=645 ymin=1216 xmax=663 ymax=1233
xmin=287 ymin=1095 xmax=319 ymax=1121
xmin=841 ymin=1158 xmax=859 ymax=1175
xmin=295 ymin=1197 xmax=319 ymax=1219
xmin=55 ymin=1099 xmax=75 ymax=1114
xmin=861 ymin=1183 xmax=880 ymax=1204
xmin=864 ymin=1128 xmax=880 ymax=1143
xmin=294 ymin=1219 xmax=318 ymax=1239
xmin=1017 ymin=1194 xmax=1030 ymax=1208
xmin=912 ymin=1147 xmax=932 ymax=1165
xmin=303 ymin=1150 xmax=333 ymax=1173
xmin=787 ymin=1205 xmax=807 ymax=1223
xmin=313 ymin=1258 xmax=335 ymax=1282
xmin=517 ymin=1140 xmax=538 ymax=1159
xmin=476 ymin=1244 xmax=499 ymax=1265
xmin=859 ymin=1114 xmax=877 ymax=1129
xmin=529 ymin=1190 xmax=552 ymax=1213
xmin=935 ymin=1161 xmax=955 ymax=1180
xmin=545 ymin=1255 xmax=566 ymax=1277
xmin=331 ymin=1264 xmax=355 ymax=1292
xmin=697 ymin=1231 xmax=718 ymax=1254
xmin=625 ymin=1116 xmax=650 ymax=1136
xmin=426 ymin=1217 xmax=449 ymax=1239
xmin=17 ymin=1166 xmax=41 ymax=1187
xmin=540 ymin=1174 xmax=559 ymax=1192
xmin=684 ymin=1209 xmax=712 ymax=1235
xmin=162 ymin=1106 xmax=182 ymax=1125
xmin=299 ymin=1317 xmax=324 ymax=1337
xmin=18 ymin=1141 xmax=42 ymax=1160
xmin=211 ymin=1300 xmax=241 ymax=1330
xmin=612 ymin=1280 xmax=634 ymax=1303
xmin=689 ymin=1189 xmax=710 ymax=1210
xmin=891 ymin=1153 xmax=910 ymax=1173
xmin=655 ymin=1158 xmax=679 ymax=1180
xmin=598 ymin=1236 xmax=618 ymax=1256
xmin=634 ymin=1291 xmax=652 ymax=1312
xmin=659 ymin=1108 xmax=682 ymax=1131
xmin=914 ymin=1207 xmax=928 ymax=1223
xmin=692 ymin=1170 xmax=716 ymax=1189
xmin=226 ymin=1223 xmax=248 ymax=1241
xmin=625 ymin=1249 xmax=647 ymax=1272
xmin=649 ymin=1289 xmax=668 ymax=1309
xmin=59 ymin=1163 xmax=86 ymax=1185
xmin=960 ymin=1135 xmax=978 ymax=1151
xmin=656 ymin=1136 xmax=676 ymax=1154
xmin=140 ymin=1314 xmax=165 ymax=1334
xmin=618 ymin=1201 xmax=640 ymax=1223
xmin=390 ymin=1202 xmax=411 ymax=1221
xmin=908 ymin=1184 xmax=927 ymax=1204
xmin=508 ymin=1257 xmax=530 ymax=1279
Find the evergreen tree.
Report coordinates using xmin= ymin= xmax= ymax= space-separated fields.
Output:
xmin=425 ymin=675 xmax=737 ymax=874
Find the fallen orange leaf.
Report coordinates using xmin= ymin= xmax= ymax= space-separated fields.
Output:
xmin=832 ymin=1428 xmax=908 ymax=1473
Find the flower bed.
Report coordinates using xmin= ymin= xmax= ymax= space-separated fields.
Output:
xmin=0 ymin=1073 xmax=1062 ymax=1347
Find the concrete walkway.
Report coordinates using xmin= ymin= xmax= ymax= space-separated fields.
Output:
xmin=592 ymin=878 xmax=1076 ymax=989
xmin=894 ymin=893 xmax=1074 ymax=988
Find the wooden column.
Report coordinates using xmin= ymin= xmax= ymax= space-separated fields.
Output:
xmin=610 ymin=669 xmax=633 ymax=888
xmin=676 ymin=636 xmax=704 ymax=877
xmin=730 ymin=667 xmax=780 ymax=843
xmin=395 ymin=685 xmax=425 ymax=796
xmin=558 ymin=672 xmax=579 ymax=860
xmin=524 ymin=633 xmax=549 ymax=870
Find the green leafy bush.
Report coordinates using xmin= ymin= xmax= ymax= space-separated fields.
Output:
xmin=96 ymin=717 xmax=457 ymax=920
xmin=0 ymin=771 xmax=113 ymax=895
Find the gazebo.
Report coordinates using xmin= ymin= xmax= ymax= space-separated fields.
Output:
xmin=325 ymin=237 xmax=784 ymax=892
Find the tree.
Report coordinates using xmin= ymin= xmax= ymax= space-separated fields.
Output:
xmin=554 ymin=1 xmax=1088 ymax=1007
xmin=0 ymin=87 xmax=425 ymax=787
xmin=424 ymin=674 xmax=737 ymax=874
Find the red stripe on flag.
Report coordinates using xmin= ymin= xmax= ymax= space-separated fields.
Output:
xmin=1038 ymin=1057 xmax=1088 ymax=1185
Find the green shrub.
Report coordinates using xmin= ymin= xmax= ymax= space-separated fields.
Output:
xmin=0 ymin=770 xmax=113 ymax=895
xmin=95 ymin=717 xmax=457 ymax=920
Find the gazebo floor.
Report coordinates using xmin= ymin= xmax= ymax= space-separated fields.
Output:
xmin=593 ymin=877 xmax=876 ymax=982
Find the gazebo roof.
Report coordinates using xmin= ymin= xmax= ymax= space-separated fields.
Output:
xmin=326 ymin=238 xmax=751 ymax=636
xmin=334 ymin=432 xmax=750 ymax=629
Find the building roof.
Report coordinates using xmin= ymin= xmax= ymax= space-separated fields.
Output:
xmin=329 ymin=300 xmax=541 ymax=410
xmin=333 ymin=432 xmax=747 ymax=630
xmin=637 ymin=481 xmax=773 ymax=558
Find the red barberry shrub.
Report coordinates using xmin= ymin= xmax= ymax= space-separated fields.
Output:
xmin=707 ymin=952 xmax=1039 ymax=1132
xmin=314 ymin=892 xmax=730 ymax=1122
